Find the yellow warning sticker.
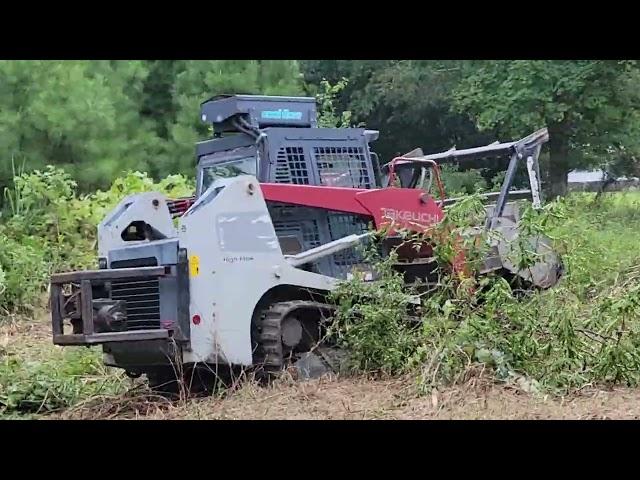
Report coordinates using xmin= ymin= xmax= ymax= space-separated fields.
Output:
xmin=189 ymin=255 xmax=200 ymax=277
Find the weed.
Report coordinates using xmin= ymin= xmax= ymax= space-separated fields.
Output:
xmin=0 ymin=347 xmax=127 ymax=415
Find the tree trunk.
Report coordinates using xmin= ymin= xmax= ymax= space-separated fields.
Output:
xmin=546 ymin=128 xmax=571 ymax=199
xmin=257 ymin=60 xmax=264 ymax=91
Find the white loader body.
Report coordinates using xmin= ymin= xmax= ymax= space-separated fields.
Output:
xmin=177 ymin=176 xmax=338 ymax=366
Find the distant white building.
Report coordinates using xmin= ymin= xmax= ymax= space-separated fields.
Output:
xmin=568 ymin=169 xmax=605 ymax=184
xmin=568 ymin=169 xmax=639 ymax=191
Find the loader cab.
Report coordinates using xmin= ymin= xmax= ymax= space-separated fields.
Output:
xmin=194 ymin=94 xmax=382 ymax=197
xmin=197 ymin=143 xmax=258 ymax=196
xmin=193 ymin=94 xmax=382 ymax=279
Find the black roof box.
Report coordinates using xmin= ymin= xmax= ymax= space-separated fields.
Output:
xmin=200 ymin=94 xmax=318 ymax=131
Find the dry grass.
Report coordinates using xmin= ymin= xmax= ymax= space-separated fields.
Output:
xmin=51 ymin=373 xmax=640 ymax=420
xmin=5 ymin=313 xmax=640 ymax=420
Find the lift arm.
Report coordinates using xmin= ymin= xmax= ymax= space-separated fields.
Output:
xmin=260 ymin=183 xmax=445 ymax=234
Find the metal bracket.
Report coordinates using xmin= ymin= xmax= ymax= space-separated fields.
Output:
xmin=51 ymin=266 xmax=172 ymax=346
xmin=54 ymin=330 xmax=170 ymax=346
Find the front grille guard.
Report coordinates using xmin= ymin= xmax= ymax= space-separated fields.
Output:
xmin=51 ymin=266 xmax=176 ymax=346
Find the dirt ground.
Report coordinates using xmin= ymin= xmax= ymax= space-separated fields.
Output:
xmin=4 ymin=314 xmax=640 ymax=420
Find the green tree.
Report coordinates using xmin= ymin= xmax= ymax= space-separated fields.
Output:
xmin=0 ymin=60 xmax=305 ymax=193
xmin=315 ymin=78 xmax=352 ymax=128
xmin=0 ymin=60 xmax=164 ymax=192
xmin=451 ymin=60 xmax=640 ymax=197
xmin=300 ymin=60 xmax=494 ymax=165
xmin=163 ymin=60 xmax=304 ymax=176
xmin=140 ymin=60 xmax=185 ymax=139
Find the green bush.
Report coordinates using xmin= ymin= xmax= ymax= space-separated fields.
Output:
xmin=0 ymin=347 xmax=125 ymax=414
xmin=0 ymin=234 xmax=49 ymax=313
xmin=439 ymin=164 xmax=487 ymax=196
xmin=328 ymin=196 xmax=488 ymax=375
xmin=329 ymin=249 xmax=421 ymax=374
xmin=0 ymin=166 xmax=195 ymax=315
xmin=330 ymin=191 xmax=640 ymax=394
xmin=0 ymin=166 xmax=90 ymax=314
xmin=90 ymin=171 xmax=194 ymax=222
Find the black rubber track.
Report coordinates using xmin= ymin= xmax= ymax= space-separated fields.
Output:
xmin=253 ymin=300 xmax=334 ymax=380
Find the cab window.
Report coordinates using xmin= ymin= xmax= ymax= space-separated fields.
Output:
xmin=201 ymin=157 xmax=257 ymax=192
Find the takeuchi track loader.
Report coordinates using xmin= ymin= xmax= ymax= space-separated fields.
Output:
xmin=49 ymin=95 xmax=562 ymax=389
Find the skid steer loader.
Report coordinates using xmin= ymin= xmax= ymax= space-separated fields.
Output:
xmin=49 ymin=94 xmax=562 ymax=389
